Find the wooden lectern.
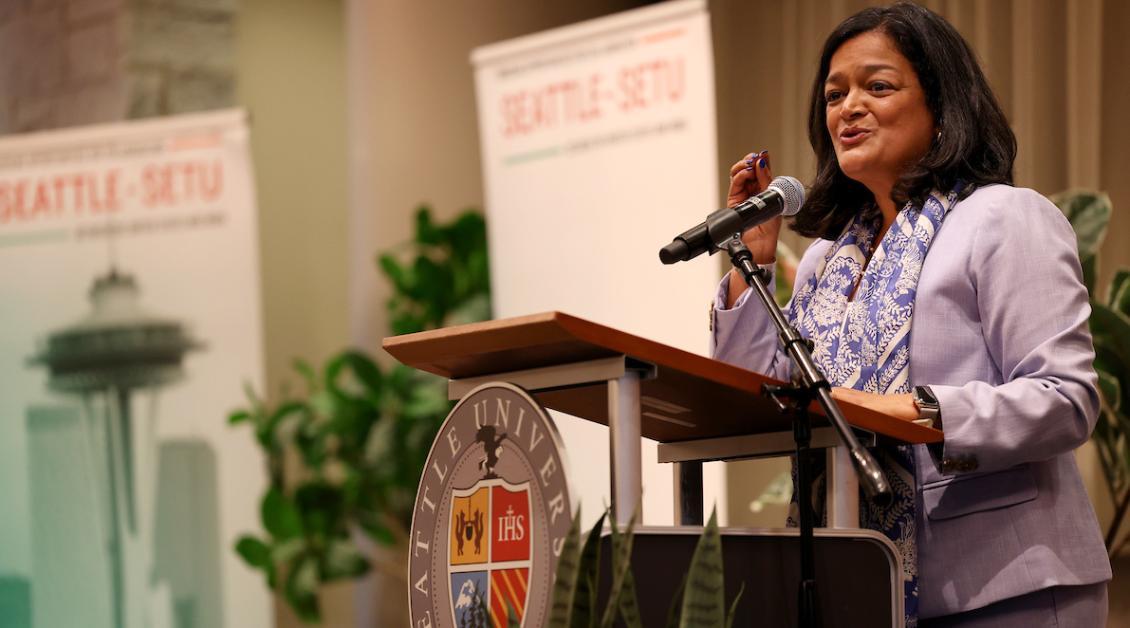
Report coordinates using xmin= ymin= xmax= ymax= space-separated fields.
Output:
xmin=383 ymin=310 xmax=942 ymax=529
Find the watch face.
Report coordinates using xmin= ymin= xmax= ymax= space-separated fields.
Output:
xmin=916 ymin=386 xmax=938 ymax=406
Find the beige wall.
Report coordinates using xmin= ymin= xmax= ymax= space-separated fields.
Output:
xmin=234 ymin=1 xmax=350 ymax=625
xmin=236 ymin=0 xmax=349 ymax=402
xmin=346 ymin=0 xmax=649 ymax=353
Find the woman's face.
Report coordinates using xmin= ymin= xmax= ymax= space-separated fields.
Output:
xmin=824 ymin=31 xmax=935 ymax=195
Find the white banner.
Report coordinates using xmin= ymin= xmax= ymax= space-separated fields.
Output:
xmin=0 ymin=110 xmax=271 ymax=628
xmin=473 ymin=0 xmax=725 ymax=527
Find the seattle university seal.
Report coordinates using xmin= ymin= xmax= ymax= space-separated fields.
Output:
xmin=408 ymin=383 xmax=572 ymax=628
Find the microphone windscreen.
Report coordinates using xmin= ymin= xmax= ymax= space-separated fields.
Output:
xmin=767 ymin=176 xmax=805 ymax=216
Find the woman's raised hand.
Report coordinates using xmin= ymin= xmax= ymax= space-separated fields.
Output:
xmin=723 ymin=150 xmax=781 ymax=308
xmin=726 ymin=150 xmax=781 ymax=265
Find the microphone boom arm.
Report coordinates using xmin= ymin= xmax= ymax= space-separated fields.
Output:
xmin=719 ymin=236 xmax=890 ymax=628
xmin=720 ymin=236 xmax=892 ymax=503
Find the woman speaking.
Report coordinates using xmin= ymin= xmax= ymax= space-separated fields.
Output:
xmin=711 ymin=3 xmax=1111 ymax=626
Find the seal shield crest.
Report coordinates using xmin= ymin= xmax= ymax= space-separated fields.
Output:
xmin=447 ymin=480 xmax=532 ymax=626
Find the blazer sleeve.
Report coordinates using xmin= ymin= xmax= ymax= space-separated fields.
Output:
xmin=929 ymin=188 xmax=1101 ymax=475
xmin=710 ymin=239 xmax=830 ymax=382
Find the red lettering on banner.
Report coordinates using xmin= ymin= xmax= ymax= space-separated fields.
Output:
xmin=501 ymin=75 xmax=606 ymax=138
xmin=498 ymin=56 xmax=686 ymax=139
xmin=0 ymin=170 xmax=123 ymax=225
xmin=619 ymin=58 xmax=685 ymax=112
xmin=142 ymin=160 xmax=223 ymax=208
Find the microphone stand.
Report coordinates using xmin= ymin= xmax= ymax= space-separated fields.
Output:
xmin=718 ymin=235 xmax=891 ymax=628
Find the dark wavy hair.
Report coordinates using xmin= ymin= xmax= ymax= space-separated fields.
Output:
xmin=794 ymin=2 xmax=1016 ymax=239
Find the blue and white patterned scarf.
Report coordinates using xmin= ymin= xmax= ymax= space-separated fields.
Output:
xmin=788 ymin=185 xmax=963 ymax=627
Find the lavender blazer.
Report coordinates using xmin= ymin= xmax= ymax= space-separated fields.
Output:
xmin=711 ymin=184 xmax=1112 ymax=618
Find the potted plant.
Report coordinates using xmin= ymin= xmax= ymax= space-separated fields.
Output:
xmin=230 ymin=207 xmax=491 ymax=622
xmin=1053 ymin=189 xmax=1130 ymax=554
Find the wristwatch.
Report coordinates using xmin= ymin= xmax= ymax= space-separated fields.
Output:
xmin=912 ymin=385 xmax=942 ymax=429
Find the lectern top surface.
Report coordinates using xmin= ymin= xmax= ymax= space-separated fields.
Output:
xmin=382 ymin=311 xmax=942 ymax=445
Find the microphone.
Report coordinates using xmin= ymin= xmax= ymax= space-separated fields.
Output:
xmin=659 ymin=175 xmax=805 ymax=264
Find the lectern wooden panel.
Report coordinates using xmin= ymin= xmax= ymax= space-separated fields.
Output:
xmin=383 ymin=311 xmax=941 ymax=446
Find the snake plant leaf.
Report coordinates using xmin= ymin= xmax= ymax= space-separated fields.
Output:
xmin=507 ymin=600 xmax=522 ymax=628
xmin=572 ymin=511 xmax=607 ymax=628
xmin=600 ymin=511 xmax=641 ymax=628
xmin=1110 ymin=268 xmax=1130 ymax=316
xmin=548 ymin=511 xmax=584 ymax=627
xmin=611 ymin=548 xmax=643 ymax=628
xmin=679 ymin=508 xmax=725 ymax=628
xmin=724 ymin=582 xmax=746 ymax=628
xmin=584 ymin=574 xmax=598 ymax=628
xmin=616 ymin=568 xmax=643 ymax=628
xmin=665 ymin=572 xmax=689 ymax=628
xmin=1051 ymin=188 xmax=1111 ymax=258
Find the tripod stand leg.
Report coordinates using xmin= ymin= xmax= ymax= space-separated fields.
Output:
xmin=795 ymin=410 xmax=822 ymax=628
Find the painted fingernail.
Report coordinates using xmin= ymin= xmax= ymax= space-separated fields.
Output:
xmin=745 ymin=164 xmax=755 ymax=171
xmin=758 ymin=158 xmax=766 ymax=168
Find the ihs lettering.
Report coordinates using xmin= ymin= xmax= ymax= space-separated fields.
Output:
xmin=497 ymin=505 xmax=526 ymax=543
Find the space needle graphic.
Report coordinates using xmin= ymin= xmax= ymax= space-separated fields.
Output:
xmin=29 ymin=267 xmax=202 ymax=628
